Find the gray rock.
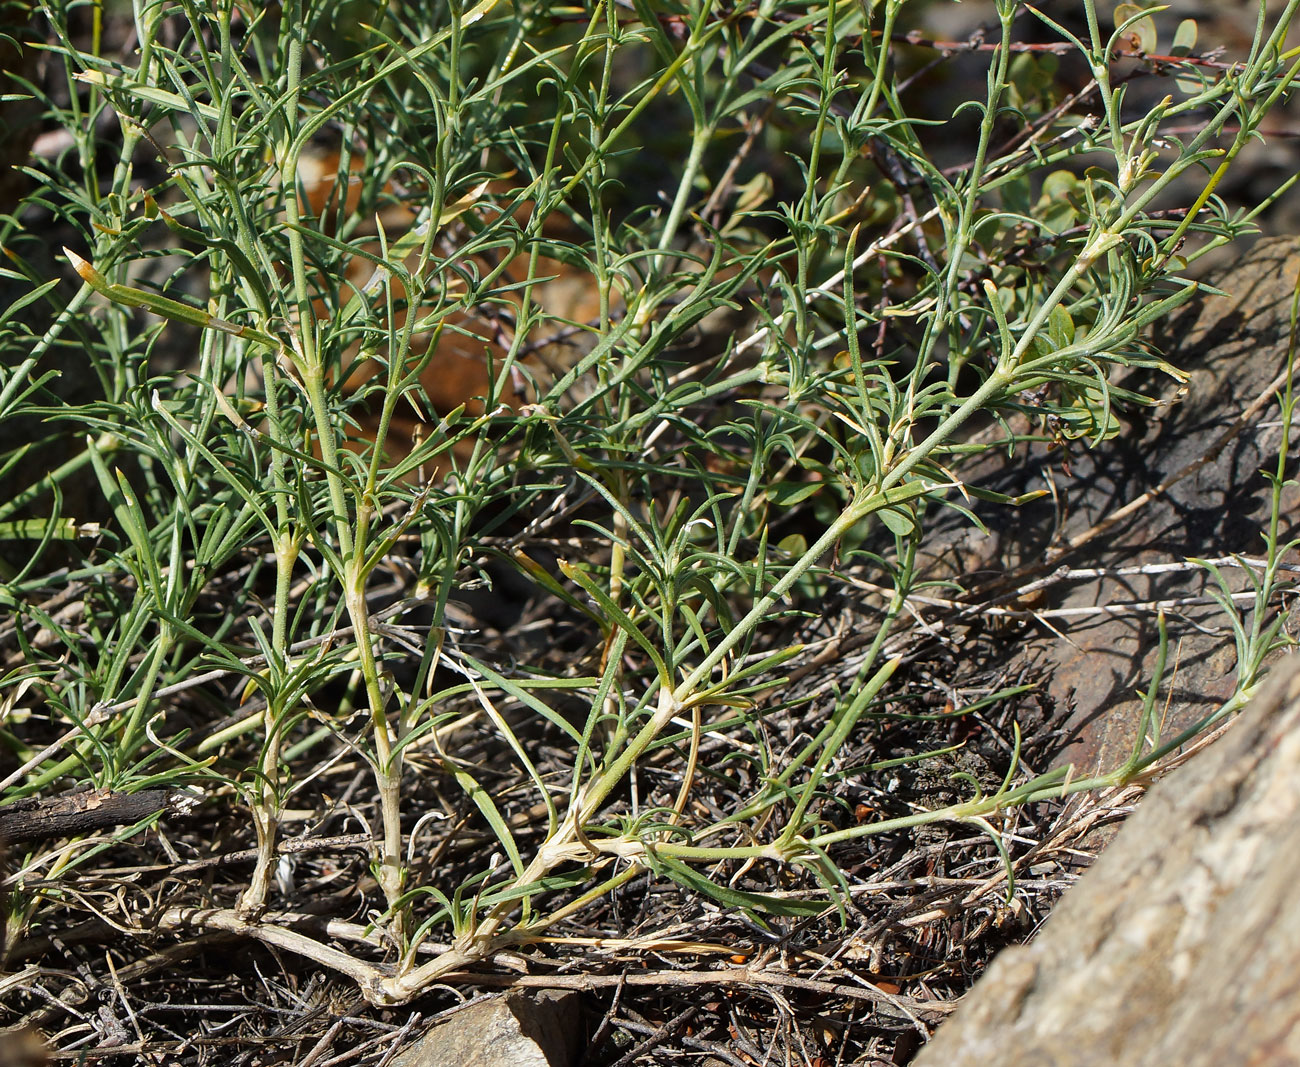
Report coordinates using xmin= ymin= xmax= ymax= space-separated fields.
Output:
xmin=912 ymin=656 xmax=1300 ymax=1066
xmin=391 ymin=990 xmax=581 ymax=1067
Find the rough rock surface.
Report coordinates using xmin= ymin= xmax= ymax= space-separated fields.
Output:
xmin=388 ymin=990 xmax=581 ymax=1067
xmin=911 ymin=656 xmax=1300 ymax=1066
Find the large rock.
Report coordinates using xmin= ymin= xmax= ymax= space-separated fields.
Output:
xmin=911 ymin=656 xmax=1300 ymax=1066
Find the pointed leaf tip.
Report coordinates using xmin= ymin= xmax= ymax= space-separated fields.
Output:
xmin=63 ymin=247 xmax=104 ymax=288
